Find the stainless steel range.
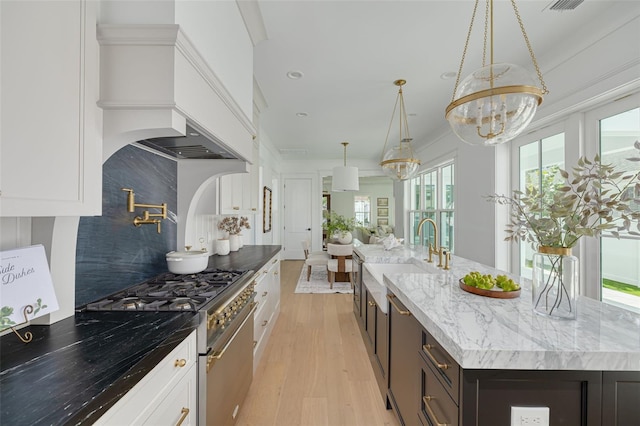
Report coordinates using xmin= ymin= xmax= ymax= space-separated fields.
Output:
xmin=85 ymin=267 xmax=258 ymax=426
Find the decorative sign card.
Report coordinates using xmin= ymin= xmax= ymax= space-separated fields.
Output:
xmin=0 ymin=245 xmax=59 ymax=331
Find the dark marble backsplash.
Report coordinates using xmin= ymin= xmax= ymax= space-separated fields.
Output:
xmin=75 ymin=145 xmax=177 ymax=307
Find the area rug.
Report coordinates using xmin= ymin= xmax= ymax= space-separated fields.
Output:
xmin=294 ymin=267 xmax=353 ymax=294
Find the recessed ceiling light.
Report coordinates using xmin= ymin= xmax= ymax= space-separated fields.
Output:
xmin=287 ymin=70 xmax=304 ymax=79
xmin=296 ymin=112 xmax=309 ymax=118
xmin=441 ymin=71 xmax=457 ymax=80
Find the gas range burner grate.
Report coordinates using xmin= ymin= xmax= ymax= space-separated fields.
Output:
xmin=84 ymin=268 xmax=249 ymax=312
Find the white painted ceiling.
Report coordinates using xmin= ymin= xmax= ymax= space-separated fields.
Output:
xmin=252 ymin=0 xmax=640 ymax=163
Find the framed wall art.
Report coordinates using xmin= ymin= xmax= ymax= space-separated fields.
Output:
xmin=377 ymin=197 xmax=388 ymax=207
xmin=377 ymin=218 xmax=389 ymax=226
xmin=377 ymin=207 xmax=388 ymax=217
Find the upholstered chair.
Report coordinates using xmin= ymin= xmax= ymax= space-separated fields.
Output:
xmin=327 ymin=243 xmax=353 ymax=288
xmin=302 ymin=240 xmax=329 ymax=281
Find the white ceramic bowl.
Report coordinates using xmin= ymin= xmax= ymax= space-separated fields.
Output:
xmin=166 ymin=249 xmax=209 ymax=274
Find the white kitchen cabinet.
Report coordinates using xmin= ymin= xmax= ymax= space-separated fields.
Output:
xmin=95 ymin=330 xmax=197 ymax=426
xmin=219 ymin=143 xmax=259 ymax=215
xmin=253 ymin=253 xmax=281 ymax=372
xmin=0 ymin=0 xmax=102 ymax=217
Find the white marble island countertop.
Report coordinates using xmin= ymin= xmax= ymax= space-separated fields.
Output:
xmin=354 ymin=244 xmax=640 ymax=371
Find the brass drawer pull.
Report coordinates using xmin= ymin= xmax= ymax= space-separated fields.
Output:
xmin=174 ymin=358 xmax=187 ymax=368
xmin=423 ymin=344 xmax=450 ymax=370
xmin=253 ymin=340 xmax=257 ymax=348
xmin=233 ymin=206 xmax=240 ymax=210
xmin=176 ymin=407 xmax=189 ymax=426
xmin=423 ymin=396 xmax=449 ymax=426
xmin=272 ymin=259 xmax=278 ymax=264
xmin=262 ymin=291 xmax=268 ymax=297
xmin=262 ymin=320 xmax=268 ymax=326
xmin=274 ymin=271 xmax=279 ymax=275
xmin=386 ymin=294 xmax=411 ymax=316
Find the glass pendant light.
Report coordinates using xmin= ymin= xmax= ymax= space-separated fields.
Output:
xmin=332 ymin=142 xmax=359 ymax=192
xmin=445 ymin=0 xmax=549 ymax=146
xmin=380 ymin=79 xmax=421 ymax=181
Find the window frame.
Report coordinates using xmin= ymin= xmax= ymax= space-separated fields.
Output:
xmin=407 ymin=160 xmax=456 ymax=252
xmin=507 ymin=92 xmax=640 ymax=303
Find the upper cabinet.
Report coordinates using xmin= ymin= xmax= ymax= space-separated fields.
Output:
xmin=0 ymin=0 xmax=102 ymax=217
xmin=219 ymin=143 xmax=260 ymax=214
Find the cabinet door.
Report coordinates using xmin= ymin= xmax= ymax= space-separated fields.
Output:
xmin=143 ymin=364 xmax=197 ymax=426
xmin=374 ymin=304 xmax=388 ymax=383
xmin=387 ymin=293 xmax=421 ymax=426
xmin=365 ymin=290 xmax=376 ymax=347
xmin=602 ymin=371 xmax=640 ymax=426
xmin=0 ymin=0 xmax=101 ymax=216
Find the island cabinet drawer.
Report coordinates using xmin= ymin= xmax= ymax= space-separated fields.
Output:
xmin=421 ymin=329 xmax=460 ymax=404
xmin=419 ymin=355 xmax=459 ymax=426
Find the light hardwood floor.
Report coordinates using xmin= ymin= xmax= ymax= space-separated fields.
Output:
xmin=236 ymin=260 xmax=400 ymax=426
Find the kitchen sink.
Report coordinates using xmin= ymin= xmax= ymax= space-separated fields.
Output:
xmin=364 ymin=261 xmax=441 ymax=287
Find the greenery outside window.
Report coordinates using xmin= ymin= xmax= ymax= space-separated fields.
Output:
xmin=599 ymin=107 xmax=640 ymax=313
xmin=517 ymin=133 xmax=565 ymax=278
xmin=408 ymin=161 xmax=455 ymax=252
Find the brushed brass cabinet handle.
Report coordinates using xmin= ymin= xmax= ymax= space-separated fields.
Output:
xmin=386 ymin=294 xmax=411 ymax=316
xmin=253 ymin=340 xmax=257 ymax=348
xmin=263 ymin=270 xmax=268 ymax=274
xmin=174 ymin=358 xmax=187 ymax=368
xmin=272 ymin=259 xmax=278 ymax=264
xmin=262 ymin=320 xmax=268 ymax=326
xmin=262 ymin=291 xmax=268 ymax=297
xmin=274 ymin=271 xmax=279 ymax=275
xmin=423 ymin=344 xmax=450 ymax=370
xmin=176 ymin=407 xmax=189 ymax=426
xmin=233 ymin=206 xmax=240 ymax=210
xmin=422 ymin=396 xmax=449 ymax=426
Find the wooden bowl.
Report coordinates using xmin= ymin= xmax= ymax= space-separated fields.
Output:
xmin=458 ymin=279 xmax=521 ymax=299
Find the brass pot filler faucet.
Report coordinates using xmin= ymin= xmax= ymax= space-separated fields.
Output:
xmin=121 ymin=188 xmax=167 ymax=233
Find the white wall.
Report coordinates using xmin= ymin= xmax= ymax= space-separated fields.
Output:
xmin=323 ymin=177 xmax=395 ymax=228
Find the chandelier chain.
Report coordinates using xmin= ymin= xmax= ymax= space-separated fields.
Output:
xmin=482 ymin=0 xmax=489 ymax=67
xmin=451 ymin=0 xmax=481 ymax=103
xmin=510 ymin=0 xmax=549 ymax=94
xmin=381 ymin=90 xmax=400 ymax=162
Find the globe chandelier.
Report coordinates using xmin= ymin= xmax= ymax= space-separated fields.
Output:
xmin=445 ymin=0 xmax=549 ymax=146
xmin=380 ymin=79 xmax=421 ymax=181
xmin=332 ymin=142 xmax=359 ymax=192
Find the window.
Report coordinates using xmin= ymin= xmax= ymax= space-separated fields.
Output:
xmin=354 ymin=196 xmax=371 ymax=226
xmin=517 ymin=133 xmax=565 ymax=278
xmin=599 ymin=107 xmax=640 ymax=313
xmin=408 ymin=161 xmax=455 ymax=252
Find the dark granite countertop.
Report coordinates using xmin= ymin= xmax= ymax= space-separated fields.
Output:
xmin=0 ymin=245 xmax=281 ymax=426
xmin=206 ymin=244 xmax=281 ymax=273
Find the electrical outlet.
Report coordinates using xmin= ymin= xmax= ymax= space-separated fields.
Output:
xmin=510 ymin=406 xmax=550 ymax=426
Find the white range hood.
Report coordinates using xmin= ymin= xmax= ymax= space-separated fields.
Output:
xmin=97 ymin=24 xmax=255 ymax=163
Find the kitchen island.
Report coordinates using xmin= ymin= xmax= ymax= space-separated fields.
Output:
xmin=353 ymin=244 xmax=640 ymax=425
xmin=0 ymin=245 xmax=281 ymax=426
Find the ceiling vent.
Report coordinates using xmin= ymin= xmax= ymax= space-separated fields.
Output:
xmin=548 ymin=0 xmax=584 ymax=11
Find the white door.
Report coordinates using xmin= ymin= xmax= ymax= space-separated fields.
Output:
xmin=283 ymin=178 xmax=312 ymax=259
